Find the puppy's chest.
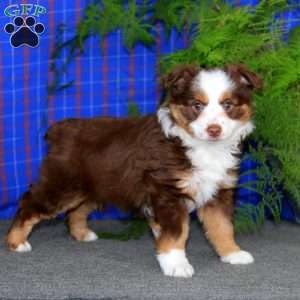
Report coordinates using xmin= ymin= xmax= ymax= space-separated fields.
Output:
xmin=179 ymin=148 xmax=239 ymax=212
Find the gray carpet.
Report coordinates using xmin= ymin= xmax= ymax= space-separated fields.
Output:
xmin=0 ymin=220 xmax=299 ymax=300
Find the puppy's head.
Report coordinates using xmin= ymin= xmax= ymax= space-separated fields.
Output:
xmin=161 ymin=64 xmax=262 ymax=142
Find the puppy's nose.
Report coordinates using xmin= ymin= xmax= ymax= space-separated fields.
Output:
xmin=206 ymin=124 xmax=222 ymax=138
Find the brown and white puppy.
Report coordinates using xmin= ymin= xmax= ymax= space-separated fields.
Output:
xmin=6 ymin=64 xmax=262 ymax=278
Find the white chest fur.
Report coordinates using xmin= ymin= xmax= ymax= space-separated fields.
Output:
xmin=182 ymin=145 xmax=239 ymax=212
xmin=157 ymin=107 xmax=253 ymax=212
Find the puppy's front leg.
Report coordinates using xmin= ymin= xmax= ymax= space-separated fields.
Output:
xmin=197 ymin=189 xmax=254 ymax=265
xmin=150 ymin=204 xmax=194 ymax=278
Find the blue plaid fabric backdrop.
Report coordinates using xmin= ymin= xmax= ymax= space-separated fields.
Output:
xmin=0 ymin=0 xmax=298 ymax=220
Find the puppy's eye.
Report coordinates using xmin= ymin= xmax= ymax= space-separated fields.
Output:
xmin=222 ymin=99 xmax=234 ymax=111
xmin=192 ymin=101 xmax=206 ymax=112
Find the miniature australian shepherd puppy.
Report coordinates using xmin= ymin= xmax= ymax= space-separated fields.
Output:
xmin=6 ymin=63 xmax=262 ymax=278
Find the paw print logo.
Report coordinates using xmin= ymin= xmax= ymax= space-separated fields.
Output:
xmin=4 ymin=16 xmax=45 ymax=48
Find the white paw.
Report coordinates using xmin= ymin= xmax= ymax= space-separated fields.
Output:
xmin=82 ymin=230 xmax=98 ymax=242
xmin=14 ymin=241 xmax=32 ymax=253
xmin=157 ymin=249 xmax=194 ymax=278
xmin=221 ymin=250 xmax=254 ymax=265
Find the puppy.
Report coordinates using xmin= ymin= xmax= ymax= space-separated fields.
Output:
xmin=6 ymin=64 xmax=262 ymax=278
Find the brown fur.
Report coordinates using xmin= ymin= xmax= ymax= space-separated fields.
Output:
xmin=222 ymin=64 xmax=262 ymax=122
xmin=194 ymin=92 xmax=209 ymax=104
xmin=225 ymin=64 xmax=263 ymax=90
xmin=161 ymin=64 xmax=200 ymax=102
xmin=6 ymin=64 xmax=261 ymax=273
xmin=219 ymin=85 xmax=254 ymax=121
xmin=6 ymin=115 xmax=192 ymax=250
xmin=156 ymin=218 xmax=189 ymax=253
xmin=149 ymin=205 xmax=189 ymax=254
xmin=169 ymin=104 xmax=196 ymax=135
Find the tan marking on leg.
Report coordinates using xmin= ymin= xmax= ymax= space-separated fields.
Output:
xmin=155 ymin=219 xmax=194 ymax=277
xmin=156 ymin=220 xmax=189 ymax=254
xmin=6 ymin=216 xmax=40 ymax=251
xmin=148 ymin=219 xmax=161 ymax=239
xmin=197 ymin=202 xmax=240 ymax=257
xmin=68 ymin=201 xmax=97 ymax=241
xmin=6 ymin=192 xmax=87 ymax=251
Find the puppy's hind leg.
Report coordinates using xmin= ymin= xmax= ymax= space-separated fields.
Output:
xmin=6 ymin=189 xmax=45 ymax=252
xmin=6 ymin=213 xmax=39 ymax=252
xmin=67 ymin=201 xmax=98 ymax=242
xmin=6 ymin=184 xmax=85 ymax=252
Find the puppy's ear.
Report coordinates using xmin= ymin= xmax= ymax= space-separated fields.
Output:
xmin=225 ymin=64 xmax=263 ymax=90
xmin=161 ymin=64 xmax=200 ymax=98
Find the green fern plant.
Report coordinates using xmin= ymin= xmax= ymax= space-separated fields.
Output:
xmin=97 ymin=218 xmax=149 ymax=241
xmin=234 ymin=143 xmax=284 ymax=233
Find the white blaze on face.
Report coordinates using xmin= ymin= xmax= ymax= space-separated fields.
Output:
xmin=190 ymin=70 xmax=246 ymax=141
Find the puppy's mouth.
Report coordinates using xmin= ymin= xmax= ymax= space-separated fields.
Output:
xmin=207 ymin=135 xmax=222 ymax=141
xmin=202 ymin=135 xmax=226 ymax=143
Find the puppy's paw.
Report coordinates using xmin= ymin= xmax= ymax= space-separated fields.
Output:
xmin=82 ymin=230 xmax=98 ymax=242
xmin=221 ymin=250 xmax=254 ymax=265
xmin=14 ymin=241 xmax=32 ymax=253
xmin=157 ymin=249 xmax=194 ymax=278
xmin=71 ymin=229 xmax=98 ymax=242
